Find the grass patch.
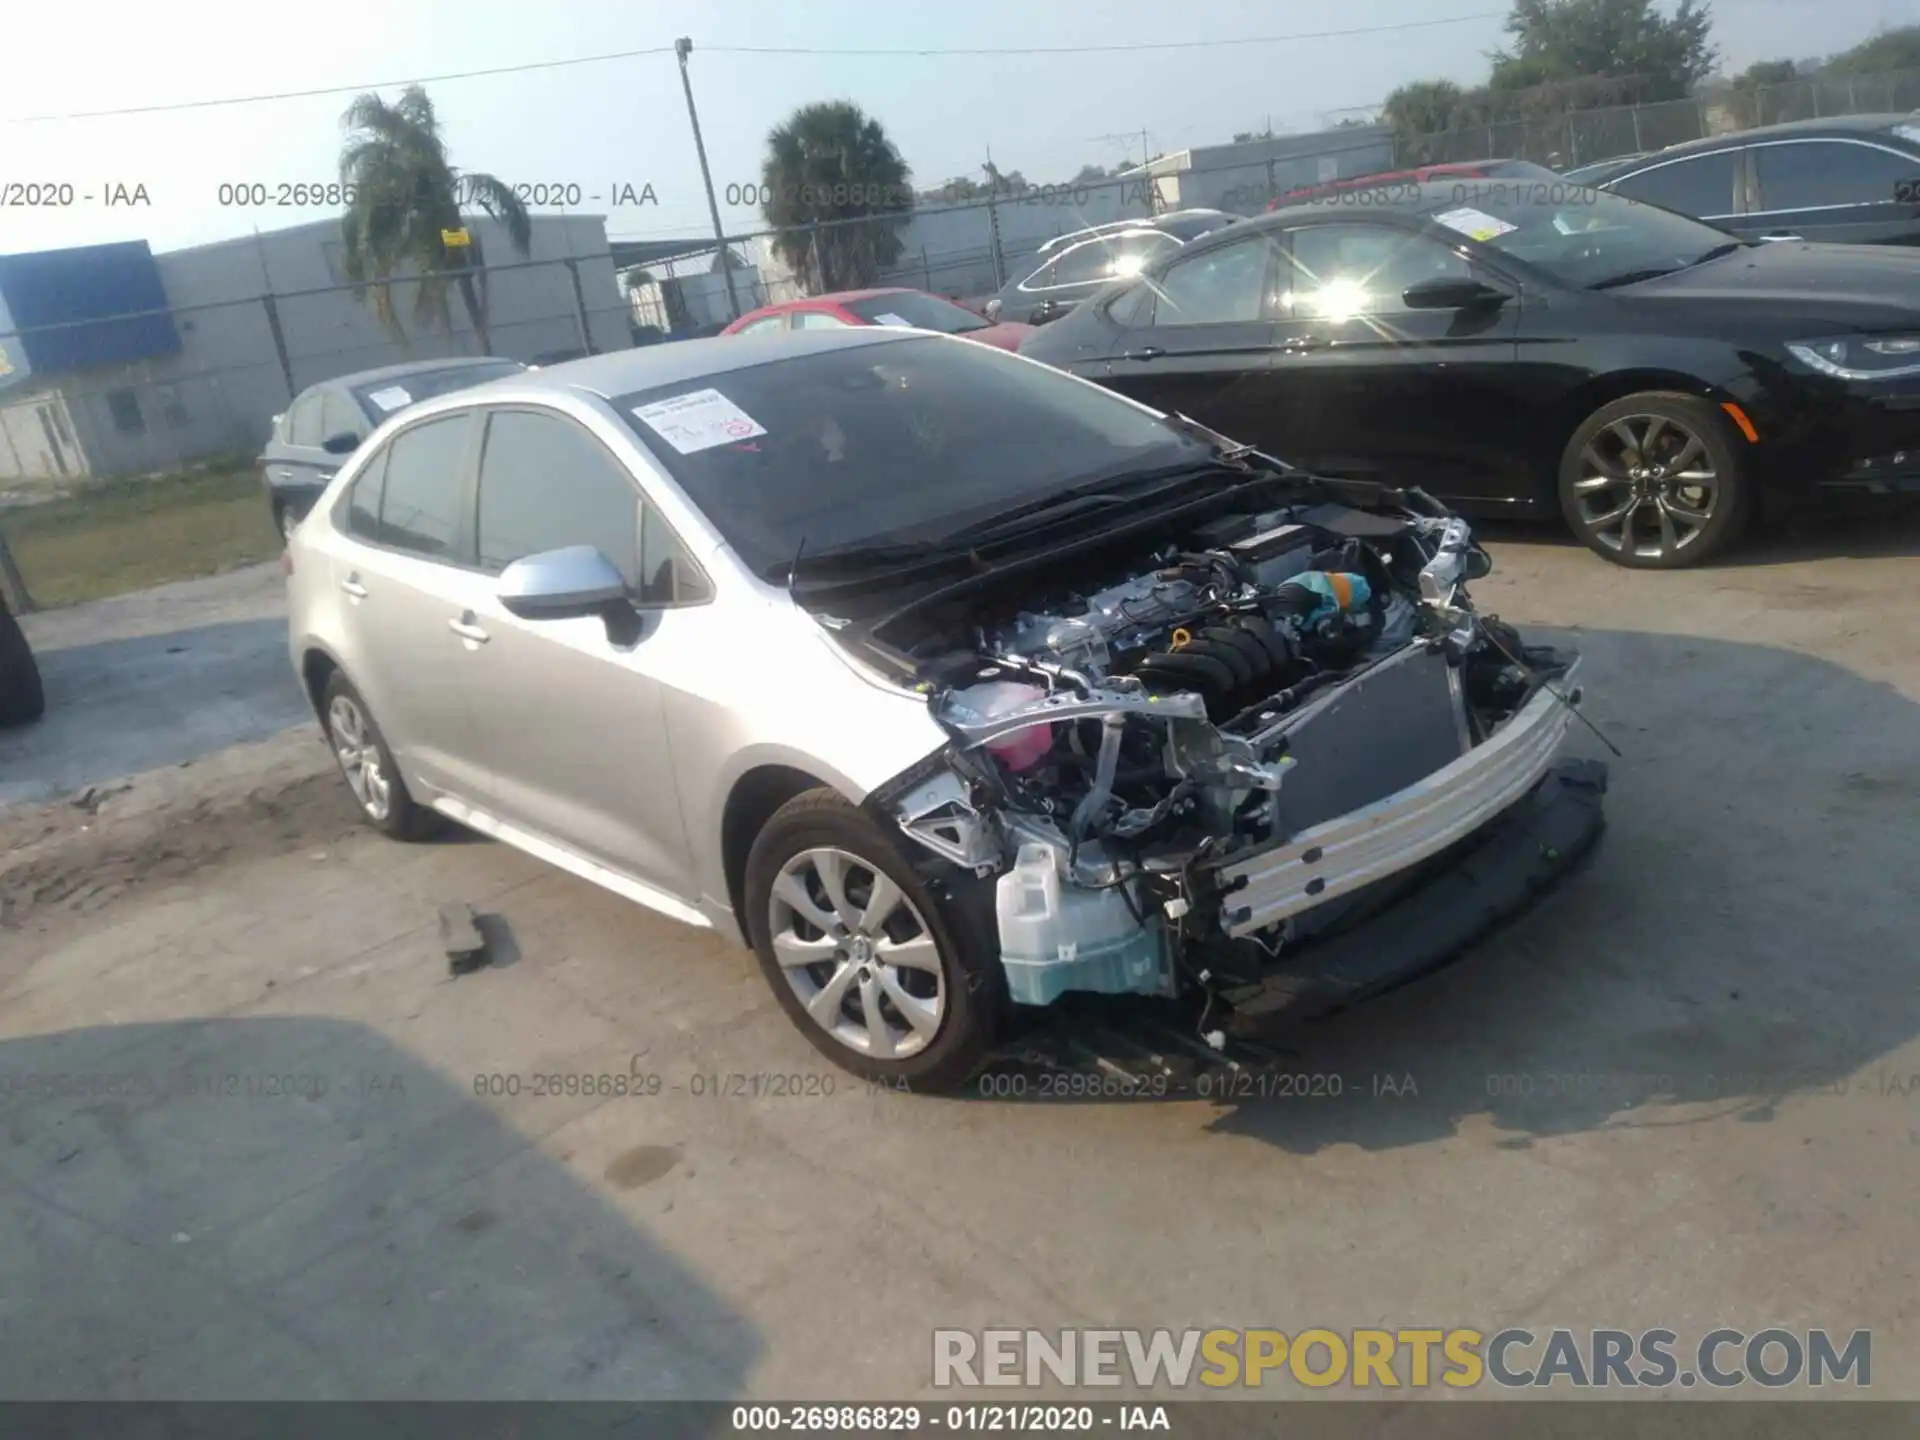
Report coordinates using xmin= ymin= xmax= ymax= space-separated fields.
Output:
xmin=2 ymin=465 xmax=281 ymax=608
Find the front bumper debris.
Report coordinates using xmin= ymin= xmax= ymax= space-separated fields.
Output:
xmin=1218 ymin=756 xmax=1608 ymax=1033
xmin=1211 ymin=661 xmax=1583 ymax=938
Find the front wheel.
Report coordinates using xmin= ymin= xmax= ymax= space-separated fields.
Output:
xmin=744 ymin=789 xmax=1002 ymax=1090
xmin=1558 ymin=392 xmax=1751 ymax=569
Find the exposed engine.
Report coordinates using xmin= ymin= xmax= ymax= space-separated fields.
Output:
xmin=833 ymin=486 xmax=1580 ymax=1019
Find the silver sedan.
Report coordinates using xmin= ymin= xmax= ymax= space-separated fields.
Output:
xmin=286 ymin=328 xmax=1603 ymax=1090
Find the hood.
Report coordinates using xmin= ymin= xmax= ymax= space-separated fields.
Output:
xmin=1619 ymin=241 xmax=1920 ymax=330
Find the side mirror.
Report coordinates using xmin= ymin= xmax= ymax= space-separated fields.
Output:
xmin=498 ymin=546 xmax=629 ymax=620
xmin=321 ymin=431 xmax=362 ymax=455
xmin=1402 ymin=277 xmax=1510 ymax=311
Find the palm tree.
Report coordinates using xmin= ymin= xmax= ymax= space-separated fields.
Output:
xmin=761 ymin=102 xmax=913 ymax=293
xmin=337 ymin=86 xmax=531 ymax=354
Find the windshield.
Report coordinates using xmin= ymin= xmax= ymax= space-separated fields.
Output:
xmin=351 ymin=361 xmax=525 ymax=423
xmin=613 ymin=335 xmax=1200 ymax=578
xmin=842 ymin=293 xmax=988 ymax=334
xmin=1426 ymin=183 xmax=1739 ymax=288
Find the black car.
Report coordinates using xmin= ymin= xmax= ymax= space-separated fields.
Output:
xmin=1019 ymin=181 xmax=1920 ymax=568
xmin=0 ymin=586 xmax=44 ymax=728
xmin=984 ymin=210 xmax=1237 ymax=327
xmin=259 ymin=357 xmax=525 ymax=538
xmin=1580 ymin=114 xmax=1920 ymax=246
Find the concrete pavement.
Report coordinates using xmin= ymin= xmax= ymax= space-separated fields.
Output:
xmin=1 ymin=521 xmax=1917 ymax=1400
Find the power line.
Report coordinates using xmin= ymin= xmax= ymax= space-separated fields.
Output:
xmin=5 ymin=46 xmax=677 ymax=123
xmin=705 ymin=16 xmax=1502 ymax=56
xmin=7 ymin=15 xmax=1501 ymax=124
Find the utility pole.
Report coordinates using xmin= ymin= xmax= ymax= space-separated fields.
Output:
xmin=675 ymin=37 xmax=741 ymax=323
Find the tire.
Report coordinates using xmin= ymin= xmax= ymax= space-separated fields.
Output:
xmin=1558 ymin=392 xmax=1751 ymax=569
xmin=319 ymin=671 xmax=437 ymax=840
xmin=273 ymin=499 xmax=296 ymax=542
xmin=744 ymin=788 xmax=1003 ymax=1091
xmin=0 ymin=599 xmax=45 ymax=728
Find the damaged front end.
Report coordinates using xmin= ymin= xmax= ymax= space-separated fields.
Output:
xmin=835 ymin=484 xmax=1606 ymax=1035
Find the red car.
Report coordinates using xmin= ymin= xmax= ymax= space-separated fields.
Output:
xmin=721 ymin=288 xmax=1035 ymax=352
xmin=1265 ymin=159 xmax=1558 ymax=210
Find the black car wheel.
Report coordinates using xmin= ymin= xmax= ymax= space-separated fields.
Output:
xmin=0 ymin=596 xmax=45 ymax=728
xmin=1559 ymin=393 xmax=1750 ymax=569
xmin=744 ymin=788 xmax=1003 ymax=1090
xmin=273 ymin=500 xmax=297 ymax=541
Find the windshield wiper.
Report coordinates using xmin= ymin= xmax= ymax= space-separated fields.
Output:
xmin=768 ymin=536 xmax=954 ymax=583
xmin=1589 ymin=241 xmax=1746 ymax=291
xmin=1588 ymin=266 xmax=1682 ymax=290
xmin=771 ymin=458 xmax=1243 ymax=584
xmin=939 ymin=460 xmax=1239 ymax=548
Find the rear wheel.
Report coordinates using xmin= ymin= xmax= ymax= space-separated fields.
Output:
xmin=744 ymin=789 xmax=1002 ymax=1090
xmin=320 ymin=671 xmax=436 ymax=840
xmin=1558 ymin=392 xmax=1750 ymax=568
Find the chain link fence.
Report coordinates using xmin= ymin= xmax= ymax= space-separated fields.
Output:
xmin=0 ymin=254 xmax=634 ymax=490
xmin=1390 ymin=65 xmax=1920 ymax=169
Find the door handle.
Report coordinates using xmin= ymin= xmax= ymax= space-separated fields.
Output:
xmin=339 ymin=575 xmax=368 ymax=599
xmin=1122 ymin=345 xmax=1166 ymax=361
xmin=447 ymin=615 xmax=490 ymax=644
xmin=317 ymin=470 xmax=337 ymax=482
xmin=1759 ymin=232 xmax=1802 ymax=242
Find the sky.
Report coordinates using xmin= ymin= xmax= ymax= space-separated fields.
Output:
xmin=2 ymin=0 xmax=1913 ymax=257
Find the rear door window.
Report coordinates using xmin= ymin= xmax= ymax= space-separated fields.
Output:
xmin=1610 ymin=151 xmax=1740 ymax=217
xmin=376 ymin=414 xmax=472 ymax=561
xmin=1753 ymin=141 xmax=1914 ymax=211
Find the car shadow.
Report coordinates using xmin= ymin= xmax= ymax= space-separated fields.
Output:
xmin=0 ymin=1015 xmax=757 ymax=1419
xmin=971 ymin=627 xmax=1920 ymax=1157
xmin=0 ymin=618 xmax=311 ymax=809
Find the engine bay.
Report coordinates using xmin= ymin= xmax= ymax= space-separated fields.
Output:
xmin=816 ymin=482 xmax=1580 ymax=1013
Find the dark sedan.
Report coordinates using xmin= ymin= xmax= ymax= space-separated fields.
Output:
xmin=1579 ymin=115 xmax=1920 ymax=246
xmin=259 ymin=357 xmax=525 ymax=538
xmin=1019 ymin=181 xmax=1920 ymax=568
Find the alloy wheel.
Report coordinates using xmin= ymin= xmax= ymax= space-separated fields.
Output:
xmin=1570 ymin=413 xmax=1719 ymax=561
xmin=767 ymin=846 xmax=945 ymax=1060
xmin=327 ymin=693 xmax=391 ymax=821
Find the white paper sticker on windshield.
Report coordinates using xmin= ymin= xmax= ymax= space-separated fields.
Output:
xmin=632 ymin=388 xmax=768 ymax=454
xmin=870 ymin=312 xmax=913 ymax=327
xmin=1432 ymin=207 xmax=1519 ymax=242
xmin=366 ymin=385 xmax=413 ymax=412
